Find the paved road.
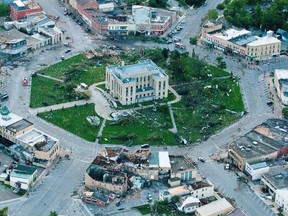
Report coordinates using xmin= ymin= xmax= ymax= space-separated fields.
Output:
xmin=199 ymin=161 xmax=275 ymax=216
xmin=178 ymin=0 xmax=224 ymax=42
xmin=1 ymin=0 xmax=288 ymax=215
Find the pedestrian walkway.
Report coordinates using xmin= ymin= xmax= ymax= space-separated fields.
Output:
xmin=36 ymin=73 xmax=64 ymax=82
xmin=29 ymin=100 xmax=93 ymax=115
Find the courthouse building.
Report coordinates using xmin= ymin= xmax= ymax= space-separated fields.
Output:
xmin=105 ymin=60 xmax=169 ymax=105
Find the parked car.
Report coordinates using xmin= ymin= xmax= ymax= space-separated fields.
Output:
xmin=141 ymin=144 xmax=150 ymax=149
xmin=61 ymin=56 xmax=65 ymax=60
xmin=225 ymin=164 xmax=230 ymax=170
xmin=0 ymin=93 xmax=9 ymax=102
xmin=198 ymin=157 xmax=205 ymax=162
xmin=65 ymin=49 xmax=71 ymax=53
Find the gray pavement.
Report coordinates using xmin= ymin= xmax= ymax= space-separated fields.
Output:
xmin=199 ymin=161 xmax=275 ymax=216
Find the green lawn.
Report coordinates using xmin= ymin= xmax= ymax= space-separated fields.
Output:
xmin=30 ymin=75 xmax=88 ymax=108
xmin=101 ymin=105 xmax=178 ymax=145
xmin=37 ymin=54 xmax=106 ymax=85
xmin=173 ymin=77 xmax=243 ymax=143
xmin=37 ymin=104 xmax=101 ymax=142
xmin=133 ymin=204 xmax=151 ymax=215
xmin=37 ymin=54 xmax=86 ymax=79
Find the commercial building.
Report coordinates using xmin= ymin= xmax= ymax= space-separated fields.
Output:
xmin=159 ymin=181 xmax=214 ymax=201
xmin=9 ymin=165 xmax=37 ymax=190
xmin=275 ymin=188 xmax=288 ymax=214
xmin=159 ymin=185 xmax=191 ymax=201
xmin=245 ymin=162 xmax=270 ymax=181
xmin=195 ymin=198 xmax=234 ymax=216
xmin=274 ymin=69 xmax=288 ymax=105
xmin=246 ymin=31 xmax=281 ymax=60
xmin=201 ymin=20 xmax=222 ymax=40
xmin=228 ymin=119 xmax=288 ymax=171
xmin=10 ymin=0 xmax=43 ymax=20
xmin=0 ymin=107 xmax=60 ymax=168
xmin=72 ymin=0 xmax=176 ymax=35
xmin=82 ymin=191 xmax=109 ymax=206
xmin=0 ymin=29 xmax=27 ymax=58
xmin=169 ymin=155 xmax=197 ymax=185
xmin=205 ymin=28 xmax=281 ymax=60
xmin=261 ymin=168 xmax=288 ymax=199
xmin=85 ymin=161 xmax=128 ymax=195
xmin=105 ymin=59 xmax=169 ymax=105
xmin=130 ymin=5 xmax=176 ymax=36
xmin=177 ymin=196 xmax=200 ymax=213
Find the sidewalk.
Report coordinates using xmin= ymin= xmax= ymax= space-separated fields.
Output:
xmin=29 ymin=100 xmax=93 ymax=115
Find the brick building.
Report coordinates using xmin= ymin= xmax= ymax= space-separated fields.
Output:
xmin=10 ymin=0 xmax=43 ymax=20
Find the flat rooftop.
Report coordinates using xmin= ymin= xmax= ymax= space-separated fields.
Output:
xmin=190 ymin=181 xmax=211 ymax=190
xmin=170 ymin=155 xmax=196 ymax=173
xmin=0 ymin=29 xmax=27 ymax=43
xmin=276 ymin=188 xmax=288 ymax=201
xmin=6 ymin=119 xmax=33 ymax=133
xmin=149 ymin=151 xmax=159 ymax=167
xmin=38 ymin=26 xmax=62 ymax=35
xmin=248 ymin=34 xmax=280 ymax=46
xmin=108 ymin=60 xmax=168 ymax=84
xmin=275 ymin=69 xmax=288 ymax=80
xmin=196 ymin=198 xmax=233 ymax=215
xmin=17 ymin=128 xmax=58 ymax=152
xmin=231 ymin=119 xmax=288 ymax=159
xmin=213 ymin=28 xmax=251 ymax=41
xmin=0 ymin=112 xmax=23 ymax=128
xmin=167 ymin=185 xmax=189 ymax=195
xmin=159 ymin=151 xmax=170 ymax=168
xmin=250 ymin=162 xmax=268 ymax=170
xmin=229 ymin=34 xmax=257 ymax=46
xmin=231 ymin=135 xmax=277 ymax=160
xmin=262 ymin=168 xmax=288 ymax=190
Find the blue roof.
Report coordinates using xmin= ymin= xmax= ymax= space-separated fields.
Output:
xmin=277 ymin=28 xmax=288 ymax=38
xmin=108 ymin=59 xmax=168 ymax=78
xmin=250 ymin=162 xmax=268 ymax=170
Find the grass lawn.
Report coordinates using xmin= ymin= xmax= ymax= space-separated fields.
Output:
xmin=37 ymin=54 xmax=106 ymax=85
xmin=133 ymin=204 xmax=151 ymax=215
xmin=101 ymin=105 xmax=178 ymax=145
xmin=173 ymin=77 xmax=243 ymax=143
xmin=37 ymin=54 xmax=86 ymax=79
xmin=37 ymin=104 xmax=101 ymax=142
xmin=30 ymin=75 xmax=88 ymax=108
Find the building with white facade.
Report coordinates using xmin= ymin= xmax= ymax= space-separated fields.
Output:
xmin=177 ymin=196 xmax=200 ymax=213
xmin=10 ymin=165 xmax=37 ymax=190
xmin=245 ymin=162 xmax=270 ymax=181
xmin=0 ymin=106 xmax=59 ymax=168
xmin=159 ymin=180 xmax=214 ymax=201
xmin=106 ymin=5 xmax=176 ymax=36
xmin=246 ymin=30 xmax=281 ymax=60
xmin=275 ymin=188 xmax=288 ymax=214
xmin=205 ymin=28 xmax=281 ymax=60
xmin=274 ymin=69 xmax=288 ymax=105
xmin=261 ymin=168 xmax=288 ymax=199
xmin=105 ymin=59 xmax=169 ymax=105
